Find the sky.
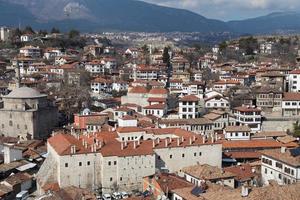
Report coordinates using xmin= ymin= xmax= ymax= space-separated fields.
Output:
xmin=142 ymin=0 xmax=300 ymax=21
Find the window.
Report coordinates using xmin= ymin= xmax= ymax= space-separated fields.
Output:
xmin=110 ymin=177 xmax=113 ymax=181
xmin=284 ymin=167 xmax=291 ymax=174
xmin=194 ymin=153 xmax=197 ymax=156
xmin=9 ymin=121 xmax=12 ymax=126
xmin=79 ymin=162 xmax=82 ymax=166
xmin=276 ymin=162 xmax=282 ymax=169
xmin=114 ymin=161 xmax=117 ymax=165
xmin=265 ymin=168 xmax=267 ymax=174
xmin=120 ymin=177 xmax=122 ymax=181
xmin=87 ymin=161 xmax=90 ymax=166
xmin=278 ymin=174 xmax=282 ymax=179
xmin=182 ymin=153 xmax=185 ymax=158
xmin=199 ymin=152 xmax=202 ymax=156
xmin=170 ymin=155 xmax=173 ymax=159
xmin=108 ymin=161 xmax=111 ymax=166
xmin=65 ymin=163 xmax=68 ymax=167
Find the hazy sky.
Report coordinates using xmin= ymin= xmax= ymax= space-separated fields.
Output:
xmin=142 ymin=0 xmax=300 ymax=21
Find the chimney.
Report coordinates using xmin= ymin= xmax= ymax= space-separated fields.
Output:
xmin=193 ymin=135 xmax=196 ymax=142
xmin=241 ymin=185 xmax=249 ymax=197
xmin=189 ymin=137 xmax=192 ymax=145
xmin=165 ymin=139 xmax=168 ymax=147
xmin=202 ymin=136 xmax=205 ymax=144
xmin=177 ymin=138 xmax=180 ymax=146
xmin=82 ymin=139 xmax=85 ymax=146
xmin=281 ymin=146 xmax=286 ymax=153
xmin=121 ymin=142 xmax=124 ymax=150
xmin=152 ymin=139 xmax=155 ymax=148
xmin=84 ymin=141 xmax=88 ymax=149
xmin=215 ymin=134 xmax=218 ymax=141
xmin=137 ymin=139 xmax=141 ymax=146
xmin=134 ymin=141 xmax=137 ymax=149
xmin=124 ymin=140 xmax=127 ymax=147
xmin=181 ymin=136 xmax=184 ymax=143
xmin=157 ymin=138 xmax=160 ymax=144
xmin=71 ymin=145 xmax=76 ymax=154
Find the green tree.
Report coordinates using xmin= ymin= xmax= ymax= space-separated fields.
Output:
xmin=239 ymin=36 xmax=258 ymax=55
xmin=38 ymin=29 xmax=48 ymax=36
xmin=141 ymin=44 xmax=149 ymax=54
xmin=23 ymin=26 xmax=35 ymax=34
xmin=51 ymin=27 xmax=60 ymax=34
xmin=292 ymin=121 xmax=300 ymax=137
xmin=219 ymin=41 xmax=227 ymax=52
xmin=68 ymin=29 xmax=80 ymax=39
xmin=162 ymin=47 xmax=170 ymax=64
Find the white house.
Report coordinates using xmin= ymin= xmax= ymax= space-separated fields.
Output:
xmin=20 ymin=34 xmax=34 ymax=42
xmin=179 ymin=95 xmax=200 ymax=119
xmin=260 ymin=42 xmax=273 ymax=54
xmin=205 ymin=94 xmax=230 ymax=110
xmin=223 ymin=125 xmax=251 ymax=140
xmin=0 ymin=27 xmax=10 ymax=42
xmin=288 ymin=69 xmax=300 ymax=92
xmin=118 ymin=115 xmax=137 ymax=127
xmin=261 ymin=147 xmax=300 ymax=185
xmin=282 ymin=92 xmax=300 ymax=117
xmin=233 ymin=106 xmax=262 ymax=132
xmin=19 ymin=46 xmax=41 ymax=58
xmin=142 ymin=103 xmax=167 ymax=118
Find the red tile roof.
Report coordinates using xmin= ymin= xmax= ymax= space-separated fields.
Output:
xmin=180 ymin=95 xmax=200 ymax=102
xmin=147 ymin=97 xmax=167 ymax=102
xmin=116 ymin=127 xmax=145 ymax=133
xmin=234 ymin=106 xmax=261 ymax=112
xmin=221 ymin=140 xmax=294 ymax=150
xmin=149 ymin=88 xmax=168 ymax=95
xmin=290 ymin=69 xmax=300 ymax=74
xmin=143 ymin=103 xmax=166 ymax=109
xmin=283 ymin=92 xmax=300 ymax=101
xmin=129 ymin=86 xmax=148 ymax=94
xmin=224 ymin=164 xmax=257 ymax=182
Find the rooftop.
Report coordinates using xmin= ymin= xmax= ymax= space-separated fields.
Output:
xmin=261 ymin=148 xmax=300 ymax=167
xmin=182 ymin=164 xmax=235 ymax=180
xmin=225 ymin=125 xmax=251 ymax=132
xmin=4 ymin=87 xmax=46 ymax=99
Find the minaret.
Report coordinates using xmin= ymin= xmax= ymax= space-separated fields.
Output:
xmin=15 ymin=60 xmax=21 ymax=88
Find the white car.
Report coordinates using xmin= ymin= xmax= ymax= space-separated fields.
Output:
xmin=112 ymin=192 xmax=121 ymax=199
xmin=102 ymin=194 xmax=111 ymax=200
xmin=16 ymin=190 xmax=29 ymax=200
xmin=121 ymin=192 xmax=129 ymax=199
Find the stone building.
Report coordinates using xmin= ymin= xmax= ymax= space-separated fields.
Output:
xmin=0 ymin=87 xmax=58 ymax=140
xmin=37 ymin=131 xmax=222 ymax=194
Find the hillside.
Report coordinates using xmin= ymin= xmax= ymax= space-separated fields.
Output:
xmin=0 ymin=0 xmax=300 ymax=34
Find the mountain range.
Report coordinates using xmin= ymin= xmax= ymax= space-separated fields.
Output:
xmin=0 ymin=0 xmax=300 ymax=34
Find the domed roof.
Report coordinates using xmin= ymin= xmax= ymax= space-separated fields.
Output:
xmin=82 ymin=108 xmax=91 ymax=115
xmin=4 ymin=87 xmax=47 ymax=99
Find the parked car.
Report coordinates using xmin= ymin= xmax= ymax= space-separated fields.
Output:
xmin=112 ymin=192 xmax=122 ymax=199
xmin=16 ymin=190 xmax=29 ymax=200
xmin=120 ymin=191 xmax=129 ymax=199
xmin=102 ymin=194 xmax=112 ymax=200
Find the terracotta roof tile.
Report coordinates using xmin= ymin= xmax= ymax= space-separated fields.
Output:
xmin=180 ymin=95 xmax=200 ymax=102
